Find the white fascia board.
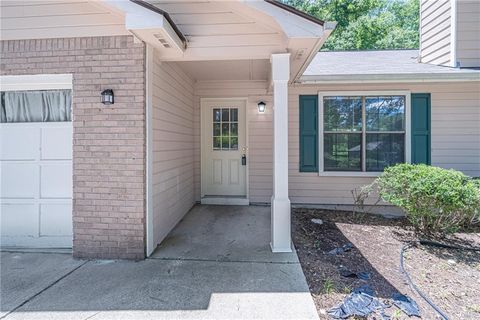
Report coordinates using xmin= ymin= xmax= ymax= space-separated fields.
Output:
xmin=298 ymin=72 xmax=480 ymax=84
xmin=291 ymin=22 xmax=336 ymax=83
xmin=244 ymin=0 xmax=324 ymax=38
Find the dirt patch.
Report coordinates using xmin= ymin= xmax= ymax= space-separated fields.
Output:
xmin=292 ymin=208 xmax=480 ymax=320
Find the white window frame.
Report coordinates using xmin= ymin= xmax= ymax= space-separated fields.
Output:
xmin=1 ymin=74 xmax=73 ymax=125
xmin=0 ymin=74 xmax=72 ymax=91
xmin=318 ymin=91 xmax=411 ymax=177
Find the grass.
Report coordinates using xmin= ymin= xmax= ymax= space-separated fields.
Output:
xmin=323 ymin=278 xmax=335 ymax=295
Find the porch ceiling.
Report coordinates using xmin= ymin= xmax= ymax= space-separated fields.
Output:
xmin=144 ymin=0 xmax=330 ymax=82
xmin=178 ymin=59 xmax=269 ymax=82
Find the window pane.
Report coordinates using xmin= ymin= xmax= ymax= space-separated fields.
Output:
xmin=222 ymin=108 xmax=229 ymax=122
xmin=366 ymin=133 xmax=405 ymax=171
xmin=222 ymin=136 xmax=229 ymax=149
xmin=213 ymin=109 xmax=221 ymax=122
xmin=222 ymin=123 xmax=229 ymax=136
xmin=213 ymin=137 xmax=221 ymax=150
xmin=230 ymin=137 xmax=238 ymax=150
xmin=230 ymin=108 xmax=238 ymax=122
xmin=366 ymin=96 xmax=405 ymax=131
xmin=324 ymin=133 xmax=362 ymax=171
xmin=213 ymin=123 xmax=221 ymax=136
xmin=231 ymin=123 xmax=238 ymax=136
xmin=324 ymin=96 xmax=362 ymax=131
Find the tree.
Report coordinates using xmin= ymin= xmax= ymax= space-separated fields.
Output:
xmin=283 ymin=0 xmax=419 ymax=51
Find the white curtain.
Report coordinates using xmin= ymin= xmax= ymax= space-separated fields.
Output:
xmin=0 ymin=90 xmax=72 ymax=123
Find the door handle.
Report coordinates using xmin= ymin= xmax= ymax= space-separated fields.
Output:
xmin=241 ymin=154 xmax=247 ymax=166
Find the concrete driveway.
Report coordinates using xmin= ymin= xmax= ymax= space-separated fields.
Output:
xmin=1 ymin=205 xmax=318 ymax=320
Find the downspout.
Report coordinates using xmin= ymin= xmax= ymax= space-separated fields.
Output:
xmin=450 ymin=0 xmax=458 ymax=67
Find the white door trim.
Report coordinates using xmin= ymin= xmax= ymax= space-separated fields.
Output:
xmin=200 ymin=97 xmax=250 ymax=205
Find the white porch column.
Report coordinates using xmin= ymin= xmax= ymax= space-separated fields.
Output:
xmin=270 ymin=53 xmax=292 ymax=252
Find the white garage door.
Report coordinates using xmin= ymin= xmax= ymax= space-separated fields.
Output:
xmin=1 ymin=75 xmax=73 ymax=248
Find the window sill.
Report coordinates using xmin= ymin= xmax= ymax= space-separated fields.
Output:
xmin=318 ymin=171 xmax=382 ymax=177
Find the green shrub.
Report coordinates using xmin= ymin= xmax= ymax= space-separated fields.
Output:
xmin=360 ymin=164 xmax=480 ymax=235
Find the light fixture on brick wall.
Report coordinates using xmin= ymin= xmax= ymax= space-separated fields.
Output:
xmin=257 ymin=101 xmax=266 ymax=113
xmin=101 ymin=89 xmax=114 ymax=105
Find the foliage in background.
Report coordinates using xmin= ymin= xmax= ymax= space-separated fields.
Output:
xmin=355 ymin=164 xmax=480 ymax=235
xmin=283 ymin=0 xmax=419 ymax=51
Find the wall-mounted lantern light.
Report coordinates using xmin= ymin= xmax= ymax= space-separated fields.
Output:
xmin=101 ymin=89 xmax=114 ymax=105
xmin=257 ymin=101 xmax=266 ymax=113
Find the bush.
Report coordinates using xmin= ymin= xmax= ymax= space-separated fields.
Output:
xmin=358 ymin=164 xmax=480 ymax=235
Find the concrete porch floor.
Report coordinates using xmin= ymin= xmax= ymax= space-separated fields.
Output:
xmin=1 ymin=205 xmax=318 ymax=320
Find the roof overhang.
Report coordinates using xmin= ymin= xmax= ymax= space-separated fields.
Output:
xmin=101 ymin=0 xmax=186 ymax=55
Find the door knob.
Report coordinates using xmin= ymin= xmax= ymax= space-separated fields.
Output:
xmin=241 ymin=154 xmax=247 ymax=166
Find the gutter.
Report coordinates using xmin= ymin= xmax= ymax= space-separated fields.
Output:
xmin=264 ymin=0 xmax=324 ymax=25
xmin=298 ymin=72 xmax=480 ymax=84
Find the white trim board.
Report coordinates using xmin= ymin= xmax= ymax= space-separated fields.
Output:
xmin=200 ymin=197 xmax=249 ymax=206
xmin=145 ymin=45 xmax=154 ymax=257
xmin=0 ymin=74 xmax=73 ymax=91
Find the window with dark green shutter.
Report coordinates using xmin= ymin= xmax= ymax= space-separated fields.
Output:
xmin=299 ymin=95 xmax=318 ymax=172
xmin=411 ymin=93 xmax=431 ymax=165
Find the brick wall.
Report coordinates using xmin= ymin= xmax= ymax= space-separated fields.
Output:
xmin=0 ymin=36 xmax=147 ymax=259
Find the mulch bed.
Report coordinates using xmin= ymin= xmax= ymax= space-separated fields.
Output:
xmin=292 ymin=208 xmax=480 ymax=320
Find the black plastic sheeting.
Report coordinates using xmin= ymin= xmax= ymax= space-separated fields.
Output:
xmin=328 ymin=285 xmax=388 ymax=319
xmin=328 ymin=243 xmax=353 ymax=255
xmin=392 ymin=293 xmax=421 ymax=317
xmin=338 ymin=266 xmax=371 ymax=280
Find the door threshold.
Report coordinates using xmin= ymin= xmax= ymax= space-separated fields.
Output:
xmin=201 ymin=196 xmax=249 ymax=206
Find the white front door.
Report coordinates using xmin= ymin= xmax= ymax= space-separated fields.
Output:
xmin=201 ymin=99 xmax=247 ymax=199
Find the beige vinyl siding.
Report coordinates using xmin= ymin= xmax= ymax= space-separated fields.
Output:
xmin=0 ymin=0 xmax=129 ymax=40
xmin=151 ymin=54 xmax=196 ymax=246
xmin=287 ymin=82 xmax=480 ymax=206
xmin=191 ymin=80 xmax=479 ymax=206
xmin=420 ymin=0 xmax=452 ymax=66
xmin=456 ymin=1 xmax=480 ymax=67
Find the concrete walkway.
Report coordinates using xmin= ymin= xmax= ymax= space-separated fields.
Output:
xmin=1 ymin=205 xmax=318 ymax=320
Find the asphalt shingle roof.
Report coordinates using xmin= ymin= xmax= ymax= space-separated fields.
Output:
xmin=301 ymin=50 xmax=480 ymax=82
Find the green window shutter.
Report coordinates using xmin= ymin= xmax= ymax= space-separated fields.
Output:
xmin=299 ymin=95 xmax=318 ymax=172
xmin=411 ymin=93 xmax=431 ymax=165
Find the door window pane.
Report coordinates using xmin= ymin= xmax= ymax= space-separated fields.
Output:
xmin=213 ymin=137 xmax=221 ymax=150
xmin=222 ymin=136 xmax=229 ymax=149
xmin=366 ymin=96 xmax=405 ymax=131
xmin=212 ymin=107 xmax=239 ymax=150
xmin=221 ymin=109 xmax=229 ymax=121
xmin=366 ymin=133 xmax=405 ymax=171
xmin=231 ymin=109 xmax=238 ymax=122
xmin=324 ymin=96 xmax=362 ymax=131
xmin=222 ymin=123 xmax=229 ymax=136
xmin=231 ymin=123 xmax=238 ymax=136
xmin=230 ymin=137 xmax=238 ymax=149
xmin=213 ymin=108 xmax=221 ymax=122
xmin=213 ymin=123 xmax=221 ymax=136
xmin=324 ymin=133 xmax=362 ymax=171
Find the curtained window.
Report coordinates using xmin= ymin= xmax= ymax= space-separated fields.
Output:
xmin=0 ymin=90 xmax=72 ymax=123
